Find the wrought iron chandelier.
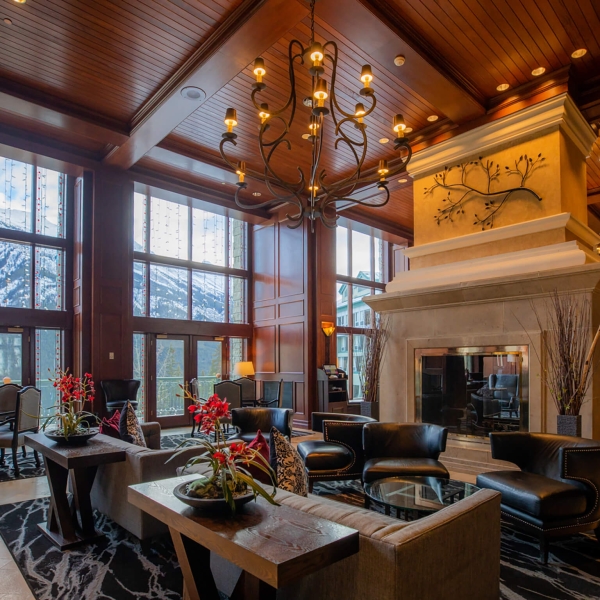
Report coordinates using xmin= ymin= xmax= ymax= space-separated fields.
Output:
xmin=220 ymin=0 xmax=412 ymax=230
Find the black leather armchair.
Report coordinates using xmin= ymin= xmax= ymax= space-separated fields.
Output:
xmin=362 ymin=423 xmax=449 ymax=483
xmin=297 ymin=412 xmax=376 ymax=492
xmin=100 ymin=380 xmax=140 ymax=414
xmin=476 ymin=432 xmax=600 ymax=563
xmin=229 ymin=407 xmax=293 ymax=444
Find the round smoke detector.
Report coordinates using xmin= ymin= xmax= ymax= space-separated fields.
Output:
xmin=180 ymin=87 xmax=206 ymax=101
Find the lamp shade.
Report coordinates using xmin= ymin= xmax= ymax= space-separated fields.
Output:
xmin=234 ymin=361 xmax=255 ymax=377
xmin=2 ymin=376 xmax=11 ymax=384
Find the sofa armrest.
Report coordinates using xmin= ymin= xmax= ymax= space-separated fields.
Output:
xmin=141 ymin=422 xmax=161 ymax=450
xmin=561 ymin=446 xmax=600 ymax=523
xmin=387 ymin=489 xmax=501 ymax=600
xmin=133 ymin=446 xmax=204 ymax=482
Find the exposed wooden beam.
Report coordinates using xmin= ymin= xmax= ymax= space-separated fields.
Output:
xmin=588 ymin=188 xmax=600 ymax=205
xmin=315 ymin=0 xmax=485 ymax=125
xmin=103 ymin=0 xmax=308 ymax=170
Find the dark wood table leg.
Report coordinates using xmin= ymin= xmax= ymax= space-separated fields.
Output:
xmin=231 ymin=572 xmax=276 ymax=600
xmin=170 ymin=528 xmax=220 ymax=600
xmin=71 ymin=466 xmax=99 ymax=536
xmin=39 ymin=457 xmax=78 ymax=549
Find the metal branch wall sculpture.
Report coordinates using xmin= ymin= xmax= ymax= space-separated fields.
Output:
xmin=426 ymin=153 xmax=545 ymax=230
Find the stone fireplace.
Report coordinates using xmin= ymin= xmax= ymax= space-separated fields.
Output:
xmin=366 ymin=93 xmax=600 ymax=476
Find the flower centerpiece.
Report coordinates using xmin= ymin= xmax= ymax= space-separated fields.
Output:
xmin=172 ymin=386 xmax=278 ymax=513
xmin=42 ymin=370 xmax=100 ymax=445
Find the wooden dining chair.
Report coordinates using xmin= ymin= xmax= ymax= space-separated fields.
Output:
xmin=256 ymin=379 xmax=284 ymax=408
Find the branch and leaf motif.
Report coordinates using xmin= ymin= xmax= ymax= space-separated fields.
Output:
xmin=426 ymin=153 xmax=545 ymax=230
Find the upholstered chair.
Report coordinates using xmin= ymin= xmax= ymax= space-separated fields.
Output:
xmin=236 ymin=377 xmax=257 ymax=407
xmin=229 ymin=407 xmax=293 ymax=443
xmin=476 ymin=432 xmax=600 ymax=563
xmin=362 ymin=422 xmax=449 ymax=483
xmin=100 ymin=379 xmax=140 ymax=414
xmin=297 ymin=412 xmax=376 ymax=492
xmin=0 ymin=386 xmax=41 ymax=477
xmin=0 ymin=383 xmax=21 ymax=426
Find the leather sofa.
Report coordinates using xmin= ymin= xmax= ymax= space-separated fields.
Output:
xmin=229 ymin=407 xmax=293 ymax=443
xmin=476 ymin=432 xmax=600 ymax=563
xmin=362 ymin=423 xmax=449 ymax=483
xmin=297 ymin=412 xmax=376 ymax=492
xmin=91 ymin=423 xmax=200 ymax=539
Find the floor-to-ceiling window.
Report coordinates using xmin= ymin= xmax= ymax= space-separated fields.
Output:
xmin=132 ymin=188 xmax=250 ymax=425
xmin=0 ymin=157 xmax=70 ymax=415
xmin=335 ymin=222 xmax=390 ymax=400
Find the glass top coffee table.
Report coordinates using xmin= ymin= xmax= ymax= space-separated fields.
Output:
xmin=363 ymin=476 xmax=480 ymax=520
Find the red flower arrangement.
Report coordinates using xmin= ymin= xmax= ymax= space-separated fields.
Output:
xmin=171 ymin=384 xmax=278 ymax=512
xmin=43 ymin=369 xmax=99 ymax=439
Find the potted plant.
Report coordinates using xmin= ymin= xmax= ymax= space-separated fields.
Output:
xmin=533 ymin=292 xmax=600 ymax=437
xmin=359 ymin=314 xmax=390 ymax=421
xmin=42 ymin=370 xmax=100 ymax=445
xmin=172 ymin=388 xmax=278 ymax=513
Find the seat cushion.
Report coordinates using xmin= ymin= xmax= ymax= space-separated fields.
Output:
xmin=297 ymin=441 xmax=353 ymax=471
xmin=476 ymin=471 xmax=588 ymax=520
xmin=363 ymin=458 xmax=449 ymax=483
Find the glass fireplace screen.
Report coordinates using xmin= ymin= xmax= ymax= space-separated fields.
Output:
xmin=415 ymin=346 xmax=529 ymax=438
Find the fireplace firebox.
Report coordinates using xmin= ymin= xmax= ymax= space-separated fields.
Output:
xmin=415 ymin=346 xmax=529 ymax=439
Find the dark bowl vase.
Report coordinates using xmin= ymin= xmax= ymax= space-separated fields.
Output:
xmin=173 ymin=481 xmax=254 ymax=513
xmin=44 ymin=429 xmax=99 ymax=446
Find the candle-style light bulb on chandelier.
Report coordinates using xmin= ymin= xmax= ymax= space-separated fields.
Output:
xmin=219 ymin=0 xmax=412 ymax=230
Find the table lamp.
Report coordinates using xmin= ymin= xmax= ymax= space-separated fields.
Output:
xmin=2 ymin=377 xmax=11 ymax=384
xmin=233 ymin=361 xmax=255 ymax=378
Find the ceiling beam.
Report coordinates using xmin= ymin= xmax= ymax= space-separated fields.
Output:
xmin=103 ymin=0 xmax=308 ymax=170
xmin=314 ymin=0 xmax=485 ymax=125
xmin=0 ymin=90 xmax=128 ymax=147
xmin=588 ymin=189 xmax=600 ymax=205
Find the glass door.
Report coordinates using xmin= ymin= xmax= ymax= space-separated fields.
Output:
xmin=149 ymin=335 xmax=188 ymax=427
xmin=193 ymin=338 xmax=223 ymax=400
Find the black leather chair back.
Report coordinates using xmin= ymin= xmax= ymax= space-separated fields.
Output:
xmin=213 ymin=380 xmax=242 ymax=410
xmin=231 ymin=407 xmax=293 ymax=439
xmin=100 ymin=380 xmax=140 ymax=403
xmin=311 ymin=412 xmax=375 ymax=433
xmin=363 ymin=422 xmax=448 ymax=460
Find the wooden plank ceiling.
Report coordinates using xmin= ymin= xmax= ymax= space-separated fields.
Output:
xmin=0 ymin=0 xmax=598 ymax=237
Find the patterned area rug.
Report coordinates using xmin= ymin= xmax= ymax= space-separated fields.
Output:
xmin=160 ymin=429 xmax=311 ymax=450
xmin=310 ymin=480 xmax=600 ymax=600
xmin=0 ymin=447 xmax=45 ymax=482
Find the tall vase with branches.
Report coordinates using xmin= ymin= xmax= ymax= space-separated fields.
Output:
xmin=359 ymin=314 xmax=390 ymax=418
xmin=532 ymin=292 xmax=600 ymax=436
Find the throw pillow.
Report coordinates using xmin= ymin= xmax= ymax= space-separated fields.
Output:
xmin=246 ymin=430 xmax=271 ymax=484
xmin=269 ymin=427 xmax=308 ymax=497
xmin=119 ymin=401 xmax=146 ymax=447
xmin=99 ymin=409 xmax=121 ymax=439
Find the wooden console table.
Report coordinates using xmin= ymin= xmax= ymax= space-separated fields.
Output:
xmin=24 ymin=433 xmax=126 ymax=550
xmin=128 ymin=476 xmax=359 ymax=600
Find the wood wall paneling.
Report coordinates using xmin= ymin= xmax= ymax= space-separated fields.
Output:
xmin=279 ymin=322 xmax=305 ymax=374
xmin=254 ymin=325 xmax=276 ymax=373
xmin=253 ymin=224 xmax=276 ymax=302
xmin=278 ymin=224 xmax=305 ymax=298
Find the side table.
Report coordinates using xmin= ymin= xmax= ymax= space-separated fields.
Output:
xmin=24 ymin=433 xmax=126 ymax=550
xmin=129 ymin=476 xmax=359 ymax=600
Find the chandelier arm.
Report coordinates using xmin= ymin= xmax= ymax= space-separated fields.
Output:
xmin=310 ymin=113 xmax=326 ymax=188
xmin=285 ymin=206 xmax=307 ymax=229
xmin=250 ymin=40 xmax=304 ymax=122
xmin=321 ymin=185 xmax=391 ymax=215
xmin=260 ymin=125 xmax=306 ymax=190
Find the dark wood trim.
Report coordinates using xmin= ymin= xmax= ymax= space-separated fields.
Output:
xmin=0 ymin=308 xmax=70 ymax=329
xmin=343 ymin=206 xmax=414 ymax=242
xmin=133 ymin=317 xmax=251 ymax=338
xmin=335 ymin=275 xmax=386 ymax=290
xmin=133 ymin=252 xmax=248 ymax=278
xmin=0 ymin=227 xmax=68 ymax=249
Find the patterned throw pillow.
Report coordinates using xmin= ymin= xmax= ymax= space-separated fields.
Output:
xmin=119 ymin=401 xmax=146 ymax=447
xmin=100 ymin=409 xmax=121 ymax=439
xmin=269 ymin=427 xmax=308 ymax=497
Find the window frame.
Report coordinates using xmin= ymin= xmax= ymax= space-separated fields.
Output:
xmin=336 ymin=222 xmax=391 ymax=400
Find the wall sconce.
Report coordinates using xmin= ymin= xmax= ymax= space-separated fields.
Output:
xmin=321 ymin=322 xmax=335 ymax=364
xmin=321 ymin=322 xmax=336 ymax=337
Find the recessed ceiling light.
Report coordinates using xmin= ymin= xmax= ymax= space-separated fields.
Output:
xmin=404 ymin=127 xmax=413 ymax=134
xmin=379 ymin=137 xmax=389 ymax=144
xmin=12 ymin=0 xmax=26 ymax=3
xmin=531 ymin=67 xmax=546 ymax=76
xmin=180 ymin=86 xmax=205 ymax=101
xmin=496 ymin=83 xmax=510 ymax=92
xmin=571 ymin=48 xmax=587 ymax=59
xmin=427 ymin=115 xmax=439 ymax=122
xmin=252 ymin=192 xmax=262 ymax=197
xmin=221 ymin=182 xmax=226 ymax=185
xmin=3 ymin=17 xmax=12 ymax=24
xmin=398 ymin=178 xmax=408 ymax=183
